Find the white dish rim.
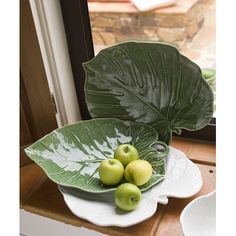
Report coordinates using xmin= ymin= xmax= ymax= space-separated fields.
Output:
xmin=180 ymin=190 xmax=216 ymax=236
xmin=59 ymin=146 xmax=203 ymax=227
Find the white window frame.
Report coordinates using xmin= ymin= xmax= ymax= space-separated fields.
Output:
xmin=29 ymin=0 xmax=81 ymax=127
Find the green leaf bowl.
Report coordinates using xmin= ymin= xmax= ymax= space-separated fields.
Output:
xmin=83 ymin=42 xmax=214 ymax=144
xmin=25 ymin=118 xmax=169 ymax=193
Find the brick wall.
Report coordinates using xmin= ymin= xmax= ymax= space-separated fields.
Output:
xmin=89 ymin=0 xmax=204 ymax=49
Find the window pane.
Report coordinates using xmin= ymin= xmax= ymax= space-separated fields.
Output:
xmin=88 ymin=0 xmax=216 ymax=115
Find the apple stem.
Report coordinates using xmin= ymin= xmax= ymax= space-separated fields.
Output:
xmin=108 ymin=159 xmax=114 ymax=165
xmin=130 ymin=196 xmax=138 ymax=202
xmin=124 ymin=146 xmax=129 ymax=153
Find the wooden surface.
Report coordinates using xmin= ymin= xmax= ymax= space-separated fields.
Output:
xmin=155 ymin=164 xmax=215 ymax=236
xmin=23 ymin=178 xmax=165 ymax=236
xmin=20 ymin=163 xmax=47 ymax=206
xmin=20 ymin=0 xmax=58 ymax=148
xmin=171 ymin=137 xmax=216 ymax=166
xmin=21 ymin=138 xmax=216 ymax=236
xmin=20 ymin=0 xmax=58 ymax=169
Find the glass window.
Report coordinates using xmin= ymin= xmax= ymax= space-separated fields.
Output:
xmin=60 ymin=0 xmax=215 ymax=141
xmin=88 ymin=0 xmax=216 ymax=115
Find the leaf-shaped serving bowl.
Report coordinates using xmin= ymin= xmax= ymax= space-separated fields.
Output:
xmin=25 ymin=118 xmax=169 ymax=193
xmin=84 ymin=42 xmax=214 ymax=143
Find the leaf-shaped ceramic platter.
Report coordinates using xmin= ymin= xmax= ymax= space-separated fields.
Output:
xmin=25 ymin=118 xmax=169 ymax=193
xmin=58 ymin=147 xmax=203 ymax=227
xmin=84 ymin=42 xmax=214 ymax=143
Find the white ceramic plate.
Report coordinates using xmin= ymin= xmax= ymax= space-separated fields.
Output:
xmin=58 ymin=147 xmax=202 ymax=227
xmin=180 ymin=190 xmax=216 ymax=236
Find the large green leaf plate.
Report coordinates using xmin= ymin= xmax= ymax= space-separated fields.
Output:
xmin=83 ymin=42 xmax=214 ymax=143
xmin=25 ymin=118 xmax=169 ymax=193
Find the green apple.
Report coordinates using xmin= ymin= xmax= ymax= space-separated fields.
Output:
xmin=99 ymin=159 xmax=124 ymax=186
xmin=115 ymin=183 xmax=142 ymax=211
xmin=114 ymin=144 xmax=139 ymax=167
xmin=124 ymin=160 xmax=153 ymax=186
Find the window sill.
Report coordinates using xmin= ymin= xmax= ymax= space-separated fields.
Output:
xmin=20 ymin=137 xmax=215 ymax=236
xmin=88 ymin=0 xmax=198 ymax=14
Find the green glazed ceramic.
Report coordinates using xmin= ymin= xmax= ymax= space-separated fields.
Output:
xmin=83 ymin=42 xmax=214 ymax=144
xmin=25 ymin=118 xmax=169 ymax=193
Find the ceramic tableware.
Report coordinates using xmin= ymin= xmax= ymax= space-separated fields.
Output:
xmin=84 ymin=42 xmax=214 ymax=143
xmin=25 ymin=118 xmax=169 ymax=193
xmin=180 ymin=190 xmax=216 ymax=236
xmin=58 ymin=147 xmax=202 ymax=227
